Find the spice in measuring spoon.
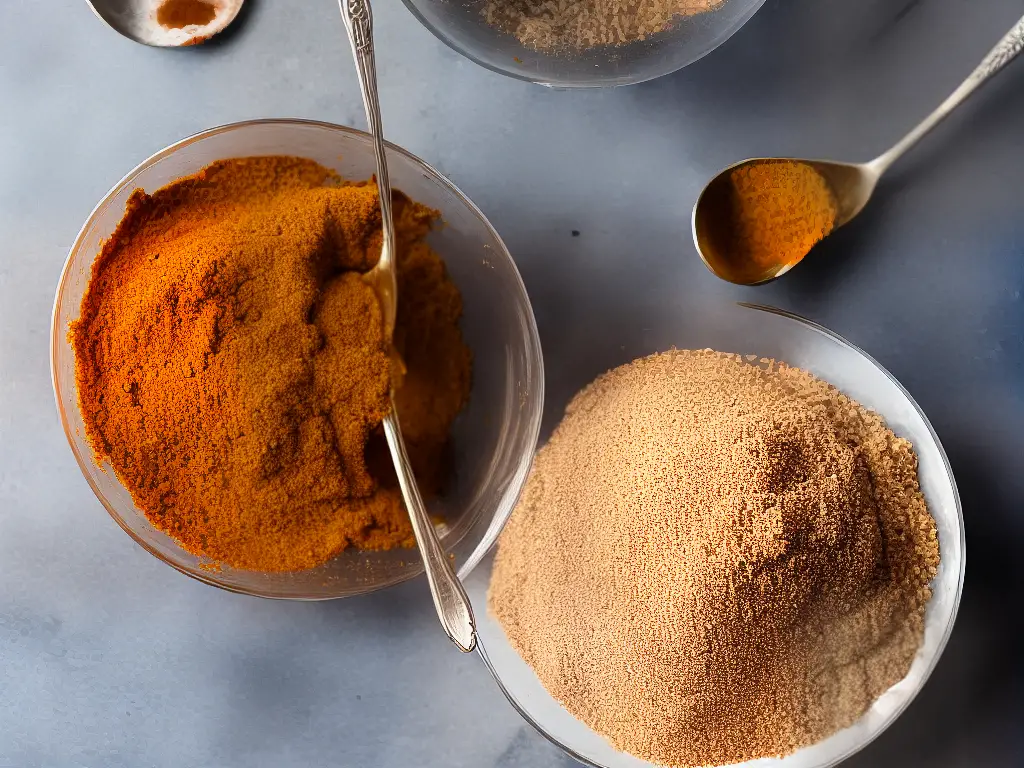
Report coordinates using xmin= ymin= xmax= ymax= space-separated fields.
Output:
xmin=695 ymin=13 xmax=1024 ymax=285
xmin=695 ymin=159 xmax=839 ymax=284
xmin=156 ymin=0 xmax=217 ymax=29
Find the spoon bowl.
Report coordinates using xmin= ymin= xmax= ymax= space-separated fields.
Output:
xmin=86 ymin=0 xmax=244 ymax=47
xmin=693 ymin=158 xmax=879 ymax=285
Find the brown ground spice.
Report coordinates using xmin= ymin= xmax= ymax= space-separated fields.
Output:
xmin=156 ymin=0 xmax=216 ymax=29
xmin=483 ymin=0 xmax=725 ymax=53
xmin=489 ymin=350 xmax=939 ymax=767
xmin=72 ymin=156 xmax=471 ymax=572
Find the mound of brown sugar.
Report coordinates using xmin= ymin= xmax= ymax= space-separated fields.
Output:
xmin=483 ymin=0 xmax=726 ymax=53
xmin=489 ymin=350 xmax=939 ymax=767
xmin=72 ymin=156 xmax=471 ymax=572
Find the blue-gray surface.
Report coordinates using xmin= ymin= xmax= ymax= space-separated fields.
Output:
xmin=2 ymin=0 xmax=1023 ymax=766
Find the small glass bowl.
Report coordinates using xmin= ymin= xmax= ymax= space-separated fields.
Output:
xmin=465 ymin=304 xmax=964 ymax=768
xmin=401 ymin=0 xmax=768 ymax=87
xmin=51 ymin=119 xmax=544 ymax=600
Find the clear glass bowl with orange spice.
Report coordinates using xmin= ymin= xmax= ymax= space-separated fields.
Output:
xmin=51 ymin=119 xmax=544 ymax=599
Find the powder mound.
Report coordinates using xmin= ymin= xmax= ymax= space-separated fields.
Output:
xmin=483 ymin=0 xmax=726 ymax=53
xmin=489 ymin=350 xmax=939 ymax=767
xmin=72 ymin=156 xmax=472 ymax=572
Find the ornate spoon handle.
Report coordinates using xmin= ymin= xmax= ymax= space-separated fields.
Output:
xmin=341 ymin=0 xmax=395 ymax=281
xmin=872 ymin=13 xmax=1024 ymax=173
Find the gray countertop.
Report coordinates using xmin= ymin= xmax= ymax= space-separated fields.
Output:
xmin=2 ymin=0 xmax=1022 ymax=766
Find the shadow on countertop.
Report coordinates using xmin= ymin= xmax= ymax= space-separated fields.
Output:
xmin=848 ymin=443 xmax=1024 ymax=766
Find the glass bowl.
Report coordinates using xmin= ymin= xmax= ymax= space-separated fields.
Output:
xmin=464 ymin=303 xmax=964 ymax=768
xmin=51 ymin=119 xmax=544 ymax=600
xmin=401 ymin=0 xmax=768 ymax=87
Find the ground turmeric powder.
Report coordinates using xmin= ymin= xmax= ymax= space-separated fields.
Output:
xmin=71 ymin=156 xmax=472 ymax=572
xmin=699 ymin=160 xmax=838 ymax=284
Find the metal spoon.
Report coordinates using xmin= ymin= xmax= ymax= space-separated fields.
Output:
xmin=86 ymin=0 xmax=244 ymax=47
xmin=693 ymin=13 xmax=1024 ymax=285
xmin=340 ymin=0 xmax=477 ymax=654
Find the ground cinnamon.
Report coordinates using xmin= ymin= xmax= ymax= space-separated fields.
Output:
xmin=72 ymin=156 xmax=471 ymax=572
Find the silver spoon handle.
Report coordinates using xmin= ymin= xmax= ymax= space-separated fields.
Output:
xmin=340 ymin=0 xmax=395 ymax=273
xmin=340 ymin=0 xmax=477 ymax=654
xmin=383 ymin=409 xmax=478 ymax=653
xmin=870 ymin=13 xmax=1024 ymax=174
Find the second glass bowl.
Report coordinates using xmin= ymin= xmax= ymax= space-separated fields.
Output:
xmin=51 ymin=119 xmax=544 ymax=600
xmin=464 ymin=303 xmax=964 ymax=768
xmin=401 ymin=0 xmax=768 ymax=87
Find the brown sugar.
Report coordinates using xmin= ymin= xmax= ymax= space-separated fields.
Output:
xmin=71 ymin=156 xmax=471 ymax=572
xmin=483 ymin=0 xmax=726 ymax=53
xmin=489 ymin=350 xmax=940 ymax=767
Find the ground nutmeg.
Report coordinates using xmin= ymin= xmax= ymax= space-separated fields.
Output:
xmin=483 ymin=0 xmax=726 ymax=52
xmin=490 ymin=349 xmax=939 ymax=767
xmin=71 ymin=156 xmax=471 ymax=572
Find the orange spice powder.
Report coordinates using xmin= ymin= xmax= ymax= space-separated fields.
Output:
xmin=71 ymin=156 xmax=471 ymax=572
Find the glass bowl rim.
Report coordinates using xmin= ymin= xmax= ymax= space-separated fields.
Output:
xmin=50 ymin=117 xmax=545 ymax=600
xmin=399 ymin=0 xmax=769 ymax=88
xmin=474 ymin=302 xmax=965 ymax=768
